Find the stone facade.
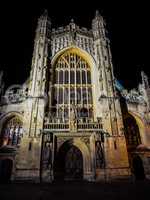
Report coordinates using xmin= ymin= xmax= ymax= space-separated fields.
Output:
xmin=0 ymin=10 xmax=150 ymax=183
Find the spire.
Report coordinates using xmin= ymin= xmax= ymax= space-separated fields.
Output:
xmin=95 ymin=10 xmax=100 ymax=18
xmin=94 ymin=10 xmax=103 ymax=20
xmin=92 ymin=10 xmax=105 ymax=39
xmin=35 ymin=9 xmax=51 ymax=39
xmin=42 ymin=9 xmax=48 ymax=17
xmin=71 ymin=18 xmax=74 ymax=23
xmin=69 ymin=18 xmax=76 ymax=30
xmin=92 ymin=9 xmax=104 ymax=24
xmin=39 ymin=9 xmax=50 ymax=22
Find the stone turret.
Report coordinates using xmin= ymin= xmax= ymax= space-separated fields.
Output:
xmin=92 ymin=10 xmax=123 ymax=136
xmin=29 ymin=10 xmax=51 ymax=97
xmin=26 ymin=10 xmax=51 ymax=137
xmin=14 ymin=11 xmax=52 ymax=181
xmin=92 ymin=10 xmax=106 ymax=40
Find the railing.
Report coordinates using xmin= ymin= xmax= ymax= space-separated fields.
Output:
xmin=43 ymin=121 xmax=103 ymax=132
xmin=77 ymin=123 xmax=102 ymax=131
xmin=44 ymin=123 xmax=69 ymax=131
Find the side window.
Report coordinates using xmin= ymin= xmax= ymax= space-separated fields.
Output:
xmin=0 ymin=116 xmax=23 ymax=147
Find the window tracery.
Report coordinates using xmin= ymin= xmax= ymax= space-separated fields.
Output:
xmin=52 ymin=50 xmax=93 ymax=122
xmin=0 ymin=116 xmax=23 ymax=147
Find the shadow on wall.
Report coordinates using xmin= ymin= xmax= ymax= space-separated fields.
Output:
xmin=0 ymin=159 xmax=13 ymax=183
xmin=132 ymin=155 xmax=145 ymax=180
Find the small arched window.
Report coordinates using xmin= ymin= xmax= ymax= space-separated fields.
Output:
xmin=0 ymin=116 xmax=23 ymax=147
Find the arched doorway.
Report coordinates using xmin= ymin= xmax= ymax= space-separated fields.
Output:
xmin=54 ymin=141 xmax=83 ymax=181
xmin=132 ymin=155 xmax=145 ymax=180
xmin=0 ymin=159 xmax=13 ymax=183
xmin=123 ymin=113 xmax=141 ymax=151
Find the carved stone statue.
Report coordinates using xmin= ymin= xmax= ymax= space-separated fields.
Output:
xmin=70 ymin=104 xmax=77 ymax=132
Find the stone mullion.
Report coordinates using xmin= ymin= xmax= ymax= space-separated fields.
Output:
xmin=62 ymin=64 xmax=65 ymax=122
xmin=74 ymin=54 xmax=77 ymax=106
xmin=85 ymin=68 xmax=89 ymax=118
xmin=80 ymin=61 xmax=83 ymax=106
xmin=69 ymin=53 xmax=71 ymax=119
xmin=56 ymin=70 xmax=59 ymax=119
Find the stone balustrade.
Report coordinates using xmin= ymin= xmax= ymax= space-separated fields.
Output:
xmin=43 ymin=121 xmax=103 ymax=132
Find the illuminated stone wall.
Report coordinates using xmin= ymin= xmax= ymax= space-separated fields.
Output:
xmin=0 ymin=10 xmax=150 ymax=182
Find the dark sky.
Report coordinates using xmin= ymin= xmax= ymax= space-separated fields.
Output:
xmin=0 ymin=0 xmax=149 ymax=90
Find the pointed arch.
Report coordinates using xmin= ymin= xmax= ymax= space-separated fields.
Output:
xmin=123 ymin=112 xmax=141 ymax=151
xmin=0 ymin=112 xmax=23 ymax=147
xmin=50 ymin=46 xmax=98 ymax=122
xmin=0 ymin=112 xmax=23 ymax=133
xmin=73 ymin=138 xmax=91 ymax=173
xmin=129 ymin=111 xmax=146 ymax=145
xmin=54 ymin=138 xmax=92 ymax=181
xmin=51 ymin=46 xmax=97 ymax=68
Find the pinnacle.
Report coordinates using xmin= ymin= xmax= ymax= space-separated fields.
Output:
xmin=43 ymin=9 xmax=48 ymax=16
xmin=71 ymin=18 xmax=74 ymax=23
xmin=95 ymin=10 xmax=100 ymax=17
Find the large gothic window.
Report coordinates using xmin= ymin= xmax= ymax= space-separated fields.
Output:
xmin=0 ymin=116 xmax=23 ymax=147
xmin=51 ymin=50 xmax=93 ymax=122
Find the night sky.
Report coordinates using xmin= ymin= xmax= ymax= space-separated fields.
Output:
xmin=0 ymin=0 xmax=149 ymax=90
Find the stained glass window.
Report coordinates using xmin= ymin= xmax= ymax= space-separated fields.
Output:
xmin=0 ymin=116 xmax=23 ymax=147
xmin=53 ymin=50 xmax=93 ymax=121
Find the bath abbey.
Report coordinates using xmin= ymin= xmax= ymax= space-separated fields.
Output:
xmin=0 ymin=10 xmax=150 ymax=183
